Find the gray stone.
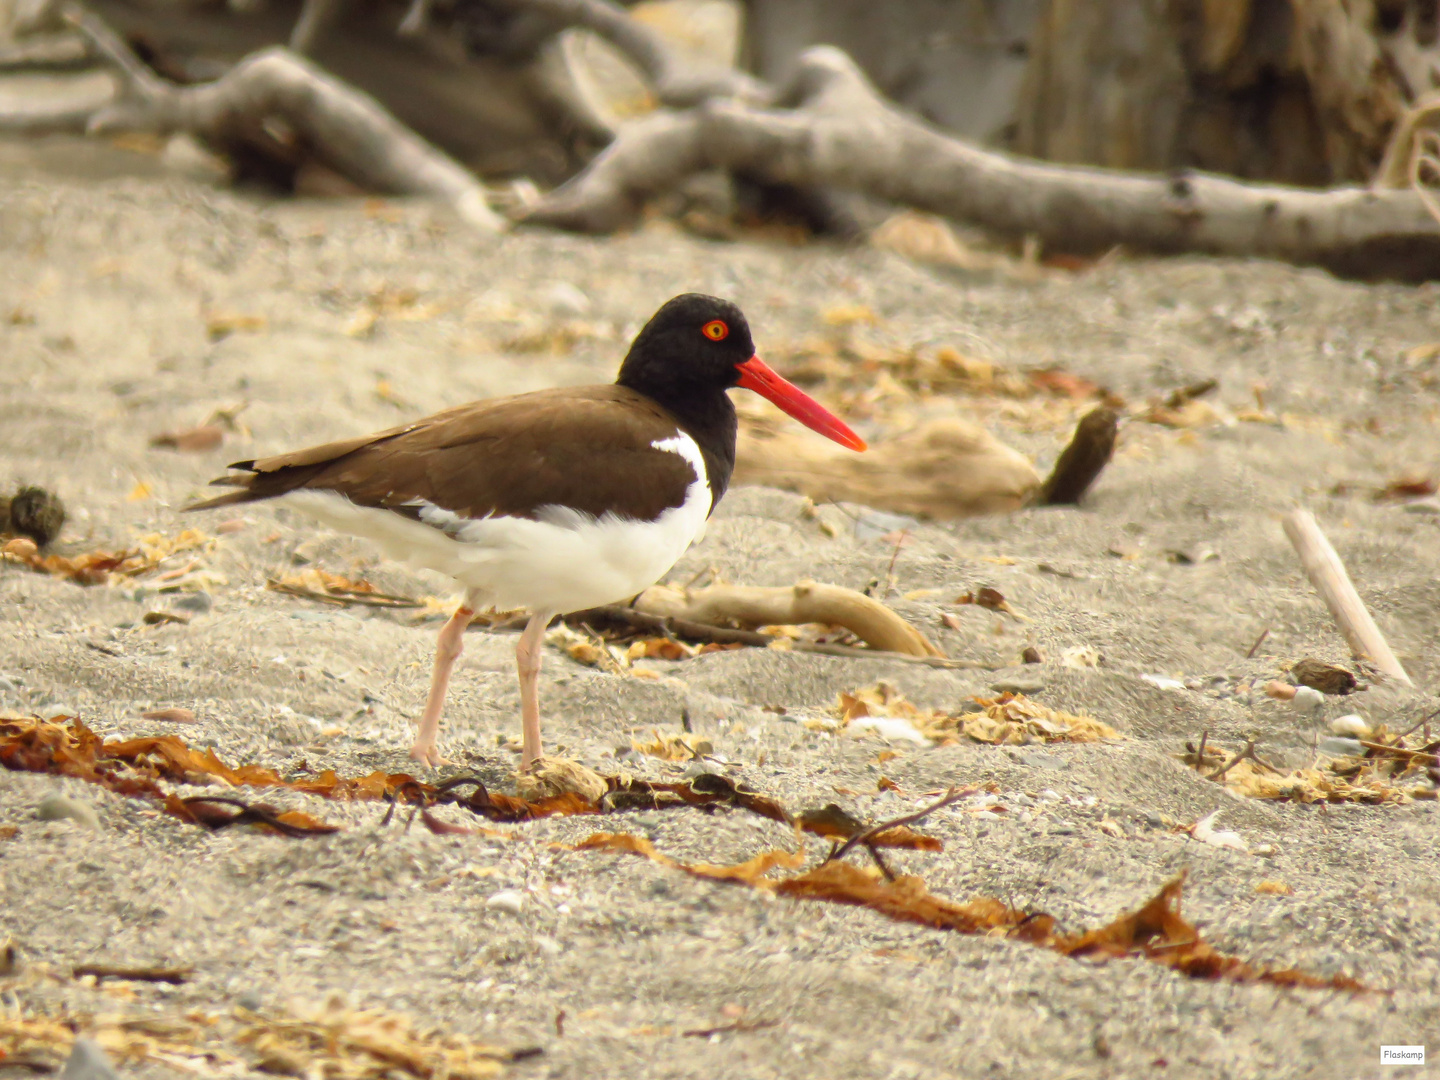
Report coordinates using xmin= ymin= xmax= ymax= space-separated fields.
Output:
xmin=60 ymin=1037 xmax=120 ymax=1080
xmin=486 ymin=889 xmax=526 ymax=915
xmin=36 ymin=793 xmax=100 ymax=830
xmin=1020 ymin=751 xmax=1068 ymax=770
xmin=171 ymin=591 xmax=213 ymax=614
xmin=989 ymin=673 xmax=1046 ymax=695
xmin=1317 ymin=736 xmax=1365 ymax=757
xmin=237 ymin=990 xmax=264 ymax=1011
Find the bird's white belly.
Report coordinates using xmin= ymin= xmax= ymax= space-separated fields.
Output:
xmin=279 ymin=434 xmax=711 ymax=614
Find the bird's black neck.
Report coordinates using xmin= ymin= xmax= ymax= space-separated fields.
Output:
xmin=623 ymin=379 xmax=737 ymax=513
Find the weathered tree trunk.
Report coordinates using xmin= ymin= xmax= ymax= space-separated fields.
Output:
xmin=526 ymin=46 xmax=1440 ymax=280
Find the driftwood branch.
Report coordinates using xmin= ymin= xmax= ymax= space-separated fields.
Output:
xmin=64 ymin=6 xmax=504 ymax=231
xmin=569 ymin=602 xmax=991 ymax=670
xmin=491 ymin=0 xmax=768 ymax=108
xmin=736 ymin=417 xmax=1040 ymax=521
xmin=525 ymin=45 xmax=1440 ymax=281
xmin=632 ymin=581 xmax=944 ymax=658
xmin=1038 ymin=406 xmax=1119 ymax=506
xmin=0 ymin=30 xmax=89 ymax=69
xmin=1282 ymin=509 xmax=1413 ymax=686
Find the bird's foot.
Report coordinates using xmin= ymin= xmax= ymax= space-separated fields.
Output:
xmin=408 ymin=741 xmax=453 ymax=768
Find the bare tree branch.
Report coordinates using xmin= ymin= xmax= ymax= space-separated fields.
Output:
xmin=491 ymin=0 xmax=768 ymax=108
xmin=525 ymin=46 xmax=1440 ymax=281
xmin=65 ymin=5 xmax=503 ymax=231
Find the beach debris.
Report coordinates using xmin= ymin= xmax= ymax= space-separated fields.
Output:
xmin=59 ymin=1037 xmax=120 ymax=1080
xmin=149 ymin=424 xmax=224 ymax=452
xmin=4 ymin=485 xmax=66 ymax=547
xmin=1038 ymin=405 xmax=1119 ymax=506
xmin=1264 ymin=680 xmax=1297 ymax=700
xmin=1141 ymin=674 xmax=1187 ymax=691
xmin=634 ymin=580 xmax=943 ymax=657
xmin=266 ymin=569 xmax=422 ymax=609
xmin=1181 ymin=726 xmax=1437 ymax=803
xmin=36 ymin=792 xmax=100 ymax=830
xmin=485 ymin=889 xmax=526 ymax=915
xmin=514 ymin=756 xmax=609 ymax=804
xmin=1 ymin=528 xmax=214 ymax=588
xmin=1329 ymin=714 xmax=1371 ymax=738
xmin=0 ymin=998 xmax=531 ymax=1079
xmin=630 ymin=730 xmax=709 ymax=762
xmin=1282 ymin=509 xmax=1412 ymax=685
xmin=1060 ymin=645 xmax=1102 ymax=668
xmin=1373 ymin=474 xmax=1436 ymax=502
xmin=204 ymin=311 xmax=266 ymax=339
xmin=836 ymin=682 xmax=1119 ymax=746
xmin=1185 ymin=809 xmax=1249 ymax=853
xmin=580 ymin=837 xmax=1361 ymax=990
xmin=1291 ymin=686 xmax=1326 ymax=714
xmin=955 ymin=586 xmax=1021 ymax=618
xmin=1290 ymin=658 xmax=1357 ymax=695
xmin=71 ymin=963 xmax=192 ymax=984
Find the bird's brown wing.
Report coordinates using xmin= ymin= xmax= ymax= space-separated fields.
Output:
xmin=186 ymin=385 xmax=699 ymax=522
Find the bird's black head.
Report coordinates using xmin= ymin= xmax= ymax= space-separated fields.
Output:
xmin=616 ymin=293 xmax=756 ymax=404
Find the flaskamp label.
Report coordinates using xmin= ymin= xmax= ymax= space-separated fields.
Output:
xmin=1381 ymin=1046 xmax=1426 ymax=1066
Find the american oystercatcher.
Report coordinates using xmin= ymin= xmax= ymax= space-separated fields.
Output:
xmin=187 ymin=294 xmax=865 ymax=769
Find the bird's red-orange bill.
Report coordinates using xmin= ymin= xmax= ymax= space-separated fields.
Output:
xmin=735 ymin=355 xmax=867 ymax=452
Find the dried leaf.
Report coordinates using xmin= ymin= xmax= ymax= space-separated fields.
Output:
xmin=777 ymin=862 xmax=1040 ymax=935
xmin=577 ymin=832 xmax=806 ymax=884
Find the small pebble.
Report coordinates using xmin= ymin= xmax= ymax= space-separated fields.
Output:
xmin=1264 ymin=680 xmax=1296 ymax=700
xmin=1290 ymin=686 xmax=1325 ymax=714
xmin=541 ymin=281 xmax=592 ymax=317
xmin=990 ymin=675 xmax=1046 ymax=695
xmin=60 ymin=1037 xmax=120 ymax=1080
xmin=1316 ymin=736 xmax=1365 ymax=757
xmin=36 ymin=793 xmax=100 ymax=830
xmin=1020 ymin=751 xmax=1068 ymax=770
xmin=236 ymin=990 xmax=264 ymax=1011
xmin=486 ymin=889 xmax=526 ymax=915
xmin=1145 ymin=813 xmax=1165 ymax=828
xmin=1329 ymin=714 xmax=1371 ymax=738
xmin=171 ymin=592 xmax=214 ymax=614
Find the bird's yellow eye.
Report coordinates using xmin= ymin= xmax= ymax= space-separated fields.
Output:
xmin=702 ymin=319 xmax=729 ymax=341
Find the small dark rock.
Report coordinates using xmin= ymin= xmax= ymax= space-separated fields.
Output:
xmin=8 ymin=485 xmax=66 ymax=547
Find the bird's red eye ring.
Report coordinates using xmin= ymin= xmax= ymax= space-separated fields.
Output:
xmin=702 ymin=319 xmax=729 ymax=341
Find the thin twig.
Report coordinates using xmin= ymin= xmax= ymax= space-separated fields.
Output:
xmin=266 ymin=578 xmax=422 ymax=608
xmin=1194 ymin=729 xmax=1208 ymax=769
xmin=572 ymin=604 xmax=994 ymax=669
xmin=1208 ymin=740 xmax=1257 ymax=782
xmin=72 ymin=963 xmax=191 ymax=984
xmin=826 ymin=786 xmax=972 ymax=865
xmin=1359 ymin=740 xmax=1439 ymax=765
xmin=1245 ymin=628 xmax=1270 ymax=659
xmin=880 ymin=529 xmax=908 ymax=600
xmin=1389 ymin=706 xmax=1440 ymax=743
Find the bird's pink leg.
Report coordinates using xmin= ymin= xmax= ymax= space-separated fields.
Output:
xmin=410 ymin=589 xmax=482 ymax=767
xmin=515 ymin=611 xmax=553 ymax=772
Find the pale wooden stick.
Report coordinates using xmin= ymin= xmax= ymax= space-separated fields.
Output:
xmin=1282 ymin=509 xmax=1412 ymax=685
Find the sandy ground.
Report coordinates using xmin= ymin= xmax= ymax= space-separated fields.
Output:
xmin=3 ymin=135 xmax=1440 ymax=1080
